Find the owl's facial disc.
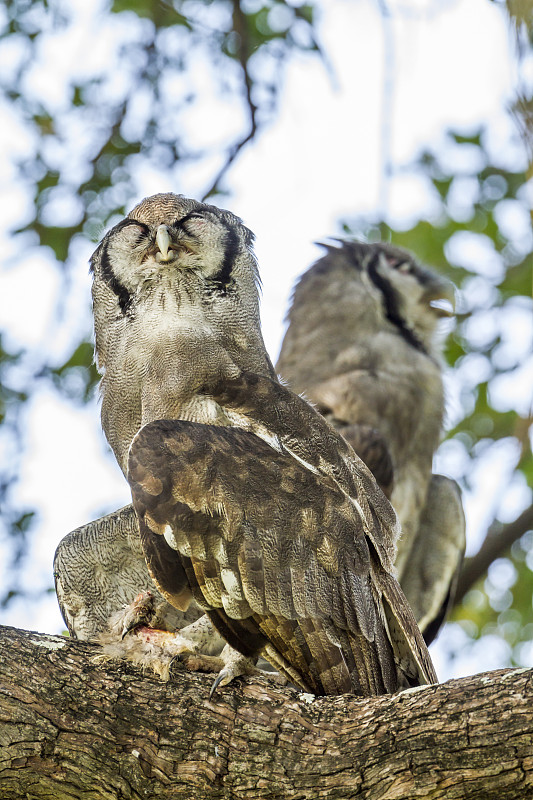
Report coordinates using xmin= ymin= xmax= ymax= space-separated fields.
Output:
xmin=91 ymin=194 xmax=262 ymax=320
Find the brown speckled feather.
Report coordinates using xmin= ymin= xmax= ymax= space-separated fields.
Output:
xmin=129 ymin=398 xmax=437 ymax=696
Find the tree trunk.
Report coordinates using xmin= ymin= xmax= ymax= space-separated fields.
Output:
xmin=0 ymin=625 xmax=532 ymax=800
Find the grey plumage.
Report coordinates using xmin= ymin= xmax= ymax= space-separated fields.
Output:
xmin=276 ymin=240 xmax=466 ymax=642
xmin=93 ymin=195 xmax=276 ymax=475
xmin=56 ymin=194 xmax=266 ymax=684
xmin=54 ymin=505 xmax=199 ymax=641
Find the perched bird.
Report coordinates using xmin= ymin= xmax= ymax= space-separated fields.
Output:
xmin=54 ymin=192 xmax=436 ymax=696
xmin=277 ymin=240 xmax=466 ymax=641
xmin=55 ymin=195 xmax=274 ymax=684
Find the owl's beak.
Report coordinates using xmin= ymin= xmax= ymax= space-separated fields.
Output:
xmin=422 ymin=280 xmax=456 ymax=317
xmin=156 ymin=225 xmax=173 ymax=262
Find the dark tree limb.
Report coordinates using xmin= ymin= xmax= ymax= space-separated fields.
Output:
xmin=454 ymin=503 xmax=533 ymax=605
xmin=1 ymin=625 xmax=533 ymax=799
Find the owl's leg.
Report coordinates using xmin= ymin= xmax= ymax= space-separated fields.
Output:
xmin=187 ymin=642 xmax=263 ymax=697
xmin=134 ymin=608 xmax=278 ymax=694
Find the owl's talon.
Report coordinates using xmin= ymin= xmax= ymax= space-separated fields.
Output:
xmin=121 ymin=621 xmax=138 ymax=640
xmin=207 ymin=644 xmax=259 ymax=696
xmin=210 ymin=671 xmax=228 ymax=697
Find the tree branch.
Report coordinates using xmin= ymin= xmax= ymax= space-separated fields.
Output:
xmin=454 ymin=503 xmax=533 ymax=605
xmin=1 ymin=624 xmax=533 ymax=799
xmin=202 ymin=0 xmax=258 ymax=200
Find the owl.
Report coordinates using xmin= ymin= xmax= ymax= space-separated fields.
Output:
xmin=276 ymin=240 xmax=466 ymax=641
xmin=55 ymin=194 xmax=436 ymax=696
xmin=55 ymin=195 xmax=274 ymax=685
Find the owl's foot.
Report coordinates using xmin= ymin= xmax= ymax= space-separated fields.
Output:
xmin=208 ymin=644 xmax=259 ymax=697
xmin=176 ymin=620 xmax=287 ymax=694
xmin=94 ymin=592 xmax=265 ymax=691
xmin=169 ymin=616 xmax=264 ymax=693
xmin=182 ymin=644 xmax=285 ymax=697
xmin=95 ymin=590 xmax=284 ymax=692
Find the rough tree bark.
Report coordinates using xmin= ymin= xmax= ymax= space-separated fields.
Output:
xmin=1 ymin=624 xmax=532 ymax=800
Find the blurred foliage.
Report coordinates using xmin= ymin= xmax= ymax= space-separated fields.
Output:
xmin=501 ymin=0 xmax=533 ymax=42
xmin=45 ymin=342 xmax=100 ymax=404
xmin=344 ymin=128 xmax=533 ymax=668
xmin=3 ymin=0 xmax=320 ymax=256
xmin=392 ymin=0 xmax=533 ymax=668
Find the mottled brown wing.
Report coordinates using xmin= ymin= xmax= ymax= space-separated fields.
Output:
xmin=128 ymin=416 xmax=436 ymax=695
xmin=199 ymin=371 xmax=437 ymax=683
xmin=201 ymin=371 xmax=400 ymax=571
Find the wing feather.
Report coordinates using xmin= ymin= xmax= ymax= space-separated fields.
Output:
xmin=201 ymin=372 xmax=399 ymax=570
xmin=128 ymin=413 xmax=436 ymax=695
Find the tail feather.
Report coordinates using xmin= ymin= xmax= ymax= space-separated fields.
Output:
xmin=256 ymin=614 xmax=325 ymax=693
xmin=378 ymin=570 xmax=438 ymax=685
xmin=345 ymin=628 xmax=389 ymax=695
xmin=300 ymin=619 xmax=352 ymax=694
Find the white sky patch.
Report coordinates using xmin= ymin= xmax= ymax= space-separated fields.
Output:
xmin=445 ymin=232 xmax=506 ymax=282
xmin=0 ymin=251 xmax=62 ymax=349
xmin=489 ymin=358 xmax=533 ymax=417
xmin=6 ymin=388 xmax=129 ymax=574
xmin=431 ymin=624 xmax=513 ymax=681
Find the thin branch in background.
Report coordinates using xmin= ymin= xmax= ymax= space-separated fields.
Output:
xmin=454 ymin=503 xmax=533 ymax=605
xmin=201 ymin=127 xmax=258 ymax=201
xmin=202 ymin=0 xmax=258 ymax=199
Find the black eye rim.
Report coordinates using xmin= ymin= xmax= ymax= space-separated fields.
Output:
xmin=174 ymin=211 xmax=207 ymax=225
xmin=366 ymin=251 xmax=427 ymax=355
xmin=171 ymin=210 xmax=211 ymax=238
xmin=170 ymin=209 xmax=241 ymax=292
xmin=113 ymin=218 xmax=150 ymax=241
xmin=385 ymin=256 xmax=412 ymax=273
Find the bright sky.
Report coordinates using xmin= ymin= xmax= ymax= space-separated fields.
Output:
xmin=0 ymin=0 xmax=529 ymax=680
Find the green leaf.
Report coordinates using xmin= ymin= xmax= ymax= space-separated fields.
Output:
xmin=451 ymin=131 xmax=482 ymax=146
xmin=53 ymin=342 xmax=94 ymax=373
xmin=500 ymin=257 xmax=533 ymax=296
